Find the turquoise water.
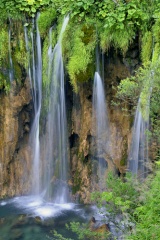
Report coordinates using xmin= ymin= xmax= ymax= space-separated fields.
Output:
xmin=0 ymin=196 xmax=94 ymax=240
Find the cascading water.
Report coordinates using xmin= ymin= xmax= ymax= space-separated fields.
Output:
xmin=42 ymin=16 xmax=70 ymax=203
xmin=25 ymin=16 xmax=42 ymax=195
xmin=8 ymin=21 xmax=14 ymax=82
xmin=128 ymin=98 xmax=150 ymax=178
xmin=92 ymin=71 xmax=110 ymax=189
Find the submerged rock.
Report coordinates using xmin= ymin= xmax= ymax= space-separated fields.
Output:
xmin=10 ymin=228 xmax=23 ymax=239
xmin=89 ymin=216 xmax=110 ymax=232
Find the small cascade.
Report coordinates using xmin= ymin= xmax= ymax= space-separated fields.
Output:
xmin=24 ymin=25 xmax=32 ymax=92
xmin=128 ymin=98 xmax=150 ymax=178
xmin=42 ymin=16 xmax=70 ymax=203
xmin=25 ymin=16 xmax=42 ymax=195
xmin=92 ymin=71 xmax=110 ymax=189
xmin=8 ymin=22 xmax=14 ymax=82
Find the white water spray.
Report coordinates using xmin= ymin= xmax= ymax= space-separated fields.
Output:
xmin=42 ymin=16 xmax=70 ymax=203
xmin=128 ymin=97 xmax=150 ymax=178
xmin=24 ymin=16 xmax=42 ymax=195
xmin=8 ymin=23 xmax=14 ymax=82
xmin=92 ymin=71 xmax=110 ymax=188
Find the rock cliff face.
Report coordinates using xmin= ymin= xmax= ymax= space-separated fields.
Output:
xmin=0 ymin=79 xmax=32 ymax=198
xmin=0 ymin=48 xmax=139 ymax=201
xmin=69 ymin=51 xmax=138 ymax=203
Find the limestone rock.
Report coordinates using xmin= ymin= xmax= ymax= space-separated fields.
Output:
xmin=0 ymin=78 xmax=32 ymax=198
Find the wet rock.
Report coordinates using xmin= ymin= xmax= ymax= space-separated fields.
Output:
xmin=0 ymin=78 xmax=32 ymax=198
xmin=94 ymin=223 xmax=110 ymax=233
xmin=70 ymin=53 xmax=132 ymax=203
xmin=24 ymin=123 xmax=30 ymax=133
xmin=11 ymin=215 xmax=28 ymax=228
xmin=10 ymin=228 xmax=23 ymax=239
xmin=34 ymin=216 xmax=42 ymax=224
xmin=88 ymin=217 xmax=110 ymax=239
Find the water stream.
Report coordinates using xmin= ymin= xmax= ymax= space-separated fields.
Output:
xmin=128 ymin=98 xmax=150 ymax=178
xmin=25 ymin=16 xmax=42 ymax=196
xmin=92 ymin=71 xmax=110 ymax=189
xmin=8 ymin=21 xmax=14 ymax=82
xmin=42 ymin=16 xmax=70 ymax=202
xmin=0 ymin=198 xmax=94 ymax=240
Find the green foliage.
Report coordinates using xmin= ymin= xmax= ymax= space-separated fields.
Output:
xmin=56 ymin=0 xmax=99 ymax=19
xmin=0 ymin=26 xmax=10 ymax=91
xmin=52 ymin=222 xmax=109 ymax=240
xmin=50 ymin=0 xmax=156 ymax=55
xmin=152 ymin=13 xmax=160 ymax=63
xmin=0 ymin=27 xmax=9 ymax=67
xmin=67 ymin=222 xmax=109 ymax=240
xmin=98 ymin=0 xmax=151 ymax=53
xmin=0 ymin=0 xmax=22 ymax=23
xmin=0 ymin=0 xmax=53 ymax=20
xmin=117 ymin=76 xmax=140 ymax=105
xmin=0 ymin=21 xmax=29 ymax=92
xmin=66 ymin=23 xmax=96 ymax=92
xmin=127 ymin=170 xmax=160 ymax=239
xmin=0 ymin=73 xmax=10 ymax=92
xmin=14 ymin=29 xmax=27 ymax=69
xmin=0 ymin=0 xmax=159 ymax=94
xmin=38 ymin=8 xmax=56 ymax=38
xmin=50 ymin=230 xmax=73 ymax=240
xmin=14 ymin=0 xmax=50 ymax=17
xmin=49 ymin=171 xmax=160 ymax=239
xmin=141 ymin=31 xmax=153 ymax=64
xmin=10 ymin=22 xmax=28 ymax=84
xmin=91 ymin=172 xmax=139 ymax=218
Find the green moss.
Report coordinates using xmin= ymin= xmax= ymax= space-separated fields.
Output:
xmin=117 ymin=76 xmax=140 ymax=105
xmin=100 ymin=25 xmax=135 ymax=54
xmin=0 ymin=26 xmax=9 ymax=68
xmin=120 ymin=157 xmax=127 ymax=166
xmin=100 ymin=29 xmax=112 ymax=52
xmin=42 ymin=35 xmax=50 ymax=89
xmin=152 ymin=16 xmax=160 ymax=63
xmin=112 ymin=27 xmax=135 ymax=54
xmin=66 ymin=24 xmax=96 ymax=92
xmin=78 ymin=151 xmax=85 ymax=163
xmin=38 ymin=8 xmax=57 ymax=38
xmin=0 ymin=72 xmax=10 ymax=92
xmin=75 ymin=63 xmax=94 ymax=83
xmin=153 ymin=15 xmax=160 ymax=43
xmin=72 ymin=169 xmax=82 ymax=194
xmin=14 ymin=60 xmax=22 ymax=84
xmin=141 ymin=31 xmax=153 ymax=64
xmin=14 ymin=33 xmax=27 ymax=69
xmin=81 ymin=25 xmax=95 ymax=45
xmin=152 ymin=43 xmax=160 ymax=63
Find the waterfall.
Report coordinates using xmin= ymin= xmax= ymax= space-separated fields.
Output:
xmin=24 ymin=25 xmax=33 ymax=96
xmin=128 ymin=98 xmax=150 ymax=178
xmin=42 ymin=16 xmax=70 ymax=203
xmin=25 ymin=16 xmax=42 ymax=195
xmin=92 ymin=71 xmax=110 ymax=189
xmin=8 ymin=22 xmax=14 ymax=82
xmin=31 ymin=16 xmax=42 ymax=195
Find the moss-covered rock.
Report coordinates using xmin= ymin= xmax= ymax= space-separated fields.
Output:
xmin=38 ymin=8 xmax=57 ymax=38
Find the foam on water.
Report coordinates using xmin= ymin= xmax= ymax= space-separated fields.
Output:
xmin=0 ymin=201 xmax=7 ymax=206
xmin=7 ymin=196 xmax=77 ymax=219
xmin=34 ymin=205 xmax=61 ymax=218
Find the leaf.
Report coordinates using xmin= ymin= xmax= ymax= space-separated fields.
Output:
xmin=77 ymin=2 xmax=83 ymax=6
xmin=31 ymin=7 xmax=36 ymax=13
xmin=24 ymin=23 xmax=29 ymax=27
